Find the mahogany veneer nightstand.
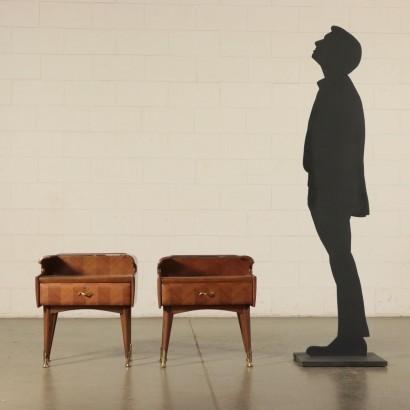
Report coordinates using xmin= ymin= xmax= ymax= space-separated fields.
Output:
xmin=35 ymin=253 xmax=136 ymax=368
xmin=157 ymin=255 xmax=256 ymax=368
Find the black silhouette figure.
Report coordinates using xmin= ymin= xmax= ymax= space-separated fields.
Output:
xmin=303 ymin=26 xmax=369 ymax=356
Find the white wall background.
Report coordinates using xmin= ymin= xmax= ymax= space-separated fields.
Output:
xmin=0 ymin=0 xmax=409 ymax=318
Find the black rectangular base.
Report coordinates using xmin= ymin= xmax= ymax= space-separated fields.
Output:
xmin=293 ymin=352 xmax=388 ymax=367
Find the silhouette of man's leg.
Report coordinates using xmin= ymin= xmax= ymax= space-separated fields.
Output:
xmin=310 ymin=208 xmax=369 ymax=352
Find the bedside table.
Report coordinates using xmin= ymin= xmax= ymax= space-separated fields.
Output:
xmin=157 ymin=255 xmax=256 ymax=368
xmin=35 ymin=253 xmax=136 ymax=368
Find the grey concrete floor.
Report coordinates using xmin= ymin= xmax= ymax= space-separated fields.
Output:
xmin=0 ymin=317 xmax=406 ymax=410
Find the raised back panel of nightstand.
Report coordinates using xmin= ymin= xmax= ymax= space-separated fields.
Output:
xmin=158 ymin=255 xmax=254 ymax=277
xmin=40 ymin=254 xmax=136 ymax=277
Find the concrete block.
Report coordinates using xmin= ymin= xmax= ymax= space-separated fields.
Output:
xmin=93 ymin=55 xmax=145 ymax=81
xmin=11 ymin=183 xmax=63 ymax=209
xmin=41 ymin=55 xmax=93 ymax=80
xmin=0 ymin=210 xmax=38 ymax=235
xmin=351 ymin=7 xmax=401 ymax=33
xmin=117 ymin=30 xmax=168 ymax=55
xmin=0 ymin=289 xmax=10 ymax=314
xmin=0 ymin=184 xmax=11 ymax=209
xmin=196 ymin=5 xmax=247 ymax=30
xmin=12 ymin=28 xmax=64 ymax=53
xmin=270 ymin=185 xmax=306 ymax=210
xmin=351 ymin=210 xmax=400 ymax=237
xmin=0 ymin=81 xmax=11 ymax=105
xmin=92 ymin=3 xmax=144 ymax=29
xmin=0 ymin=107 xmax=36 ymax=131
xmin=299 ymin=7 xmax=350 ymax=32
xmin=0 ymin=157 xmax=38 ymax=183
xmin=0 ymin=55 xmax=40 ymax=80
xmin=169 ymin=185 xmax=219 ymax=209
xmin=0 ymin=29 xmax=10 ymax=53
xmin=169 ymin=31 xmax=219 ymax=56
xmin=197 ymin=57 xmax=249 ymax=82
xmin=272 ymin=84 xmax=317 ymax=109
xmin=197 ymin=159 xmax=247 ymax=184
xmin=144 ymin=158 xmax=195 ymax=183
xmin=89 ymin=107 xmax=142 ymax=132
xmin=272 ymin=32 xmax=319 ymax=58
xmin=39 ymin=158 xmax=91 ymax=183
xmin=38 ymin=210 xmax=91 ymax=235
xmin=143 ymin=108 xmax=194 ymax=132
xmin=220 ymin=185 xmax=271 ymax=210
xmin=12 ymin=81 xmax=64 ymax=106
xmin=143 ymin=210 xmax=196 ymax=235
xmin=0 ymin=2 xmax=38 ymax=27
xmin=195 ymin=108 xmax=247 ymax=133
xmin=221 ymin=83 xmax=271 ymax=108
xmin=221 ymin=31 xmax=271 ymax=57
xmin=37 ymin=107 xmax=89 ymax=132
xmin=10 ymin=236 xmax=64 ymax=262
xmin=366 ymin=110 xmax=400 ymax=135
xmin=219 ymin=133 xmax=271 ymax=159
xmin=352 ymin=59 xmax=401 ymax=84
xmin=247 ymin=159 xmax=301 ymax=184
xmin=271 ymin=236 xmax=324 ymax=262
xmin=167 ymin=235 xmax=220 ymax=255
xmin=40 ymin=2 xmax=91 ymax=28
xmin=169 ymin=83 xmax=219 ymax=107
xmin=91 ymin=158 xmax=143 ymax=183
xmin=249 ymin=58 xmax=299 ymax=83
xmin=167 ymin=133 xmax=219 ymax=158
xmin=64 ymin=29 xmax=116 ymax=54
xmin=147 ymin=56 xmax=196 ymax=82
xmin=115 ymin=184 xmax=169 ymax=210
xmin=248 ymin=6 xmax=299 ymax=32
xmin=194 ymin=210 xmax=247 ymax=235
xmin=219 ymin=235 xmax=272 ymax=261
xmin=117 ymin=236 xmax=168 ymax=262
xmin=91 ymin=210 xmax=144 ymax=235
xmin=145 ymin=5 xmax=195 ymax=30
xmin=63 ymin=183 xmax=116 ymax=209
xmin=247 ymin=210 xmax=299 ymax=235
xmin=117 ymin=82 xmax=168 ymax=107
xmin=65 ymin=81 xmax=116 ymax=106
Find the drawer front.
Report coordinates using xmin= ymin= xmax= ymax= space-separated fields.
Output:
xmin=161 ymin=282 xmax=253 ymax=306
xmin=40 ymin=283 xmax=132 ymax=306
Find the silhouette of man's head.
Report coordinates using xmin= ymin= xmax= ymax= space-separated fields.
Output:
xmin=313 ymin=26 xmax=362 ymax=76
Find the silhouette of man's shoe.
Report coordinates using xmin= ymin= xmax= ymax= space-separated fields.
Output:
xmin=306 ymin=336 xmax=367 ymax=356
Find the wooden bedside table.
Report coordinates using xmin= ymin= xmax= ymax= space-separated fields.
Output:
xmin=157 ymin=255 xmax=256 ymax=368
xmin=35 ymin=253 xmax=136 ymax=368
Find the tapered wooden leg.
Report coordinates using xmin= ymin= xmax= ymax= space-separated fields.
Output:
xmin=237 ymin=312 xmax=244 ymax=338
xmin=120 ymin=307 xmax=132 ymax=367
xmin=49 ymin=312 xmax=58 ymax=359
xmin=43 ymin=307 xmax=53 ymax=368
xmin=160 ymin=307 xmax=174 ymax=368
xmin=237 ymin=306 xmax=253 ymax=367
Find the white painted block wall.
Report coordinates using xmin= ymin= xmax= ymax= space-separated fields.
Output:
xmin=0 ymin=0 xmax=409 ymax=318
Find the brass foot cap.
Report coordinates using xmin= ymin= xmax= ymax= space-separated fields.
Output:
xmin=160 ymin=349 xmax=167 ymax=368
xmin=246 ymin=351 xmax=253 ymax=367
xmin=43 ymin=354 xmax=49 ymax=368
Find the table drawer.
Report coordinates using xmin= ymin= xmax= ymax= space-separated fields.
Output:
xmin=40 ymin=283 xmax=132 ymax=306
xmin=161 ymin=281 xmax=253 ymax=306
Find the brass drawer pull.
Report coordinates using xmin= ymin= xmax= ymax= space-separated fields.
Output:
xmin=78 ymin=291 xmax=93 ymax=298
xmin=199 ymin=291 xmax=215 ymax=298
